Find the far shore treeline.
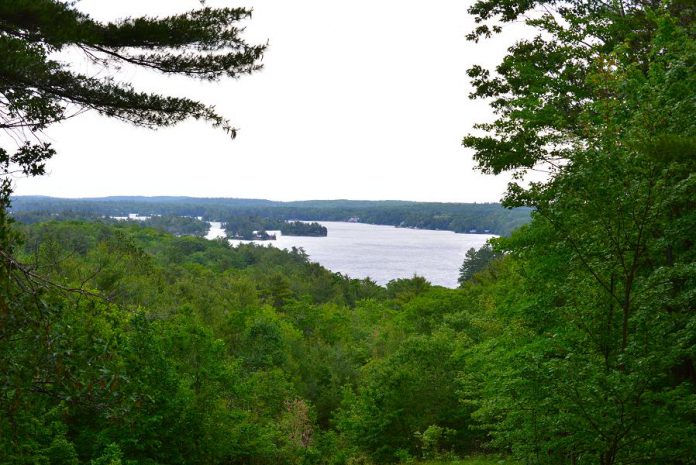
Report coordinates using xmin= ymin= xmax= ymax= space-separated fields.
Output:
xmin=9 ymin=196 xmax=531 ymax=236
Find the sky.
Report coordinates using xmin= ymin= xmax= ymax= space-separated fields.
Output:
xmin=12 ymin=0 xmax=525 ymax=203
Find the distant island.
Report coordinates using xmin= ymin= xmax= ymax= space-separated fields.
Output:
xmin=222 ymin=215 xmax=278 ymax=240
xmin=281 ymin=221 xmax=327 ymax=237
xmin=9 ymin=196 xmax=532 ymax=236
xmin=221 ymin=217 xmax=327 ymax=240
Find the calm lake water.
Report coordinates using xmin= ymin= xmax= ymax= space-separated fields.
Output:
xmin=207 ymin=221 xmax=494 ymax=288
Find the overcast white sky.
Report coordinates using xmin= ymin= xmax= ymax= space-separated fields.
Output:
xmin=13 ymin=0 xmax=525 ymax=202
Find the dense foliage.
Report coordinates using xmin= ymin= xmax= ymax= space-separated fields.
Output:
xmin=0 ymin=220 xmax=485 ymax=464
xmin=459 ymin=1 xmax=696 ymax=464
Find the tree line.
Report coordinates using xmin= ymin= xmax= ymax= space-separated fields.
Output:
xmin=11 ymin=196 xmax=531 ymax=236
xmin=12 ymin=210 xmax=211 ymax=237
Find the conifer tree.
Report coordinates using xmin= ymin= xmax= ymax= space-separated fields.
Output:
xmin=0 ymin=0 xmax=265 ymax=230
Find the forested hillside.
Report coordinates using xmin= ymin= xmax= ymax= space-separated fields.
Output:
xmin=0 ymin=220 xmax=494 ymax=464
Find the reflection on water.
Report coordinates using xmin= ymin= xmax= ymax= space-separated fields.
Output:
xmin=205 ymin=221 xmax=226 ymax=240
xmin=206 ymin=221 xmax=494 ymax=288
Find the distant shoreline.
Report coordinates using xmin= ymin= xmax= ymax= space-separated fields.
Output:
xmin=9 ymin=195 xmax=531 ymax=236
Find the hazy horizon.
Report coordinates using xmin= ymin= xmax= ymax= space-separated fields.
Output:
xmin=11 ymin=194 xmax=508 ymax=205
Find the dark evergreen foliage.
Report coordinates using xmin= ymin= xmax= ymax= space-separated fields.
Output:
xmin=457 ymin=243 xmax=502 ymax=286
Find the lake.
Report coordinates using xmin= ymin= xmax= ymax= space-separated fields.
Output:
xmin=207 ymin=221 xmax=494 ymax=288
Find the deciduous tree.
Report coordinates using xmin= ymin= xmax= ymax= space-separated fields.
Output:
xmin=462 ymin=1 xmax=696 ymax=463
